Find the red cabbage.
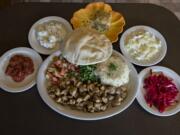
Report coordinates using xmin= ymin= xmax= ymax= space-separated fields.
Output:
xmin=144 ymin=70 xmax=179 ymax=112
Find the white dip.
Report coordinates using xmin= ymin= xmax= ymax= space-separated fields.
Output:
xmin=36 ymin=20 xmax=67 ymax=49
xmin=96 ymin=52 xmax=130 ymax=87
xmin=124 ymin=29 xmax=162 ymax=61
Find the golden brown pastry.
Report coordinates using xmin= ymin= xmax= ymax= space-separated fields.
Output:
xmin=71 ymin=2 xmax=126 ymax=43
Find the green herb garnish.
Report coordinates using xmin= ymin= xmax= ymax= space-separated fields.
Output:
xmin=79 ymin=65 xmax=98 ymax=82
xmin=67 ymin=71 xmax=77 ymax=77
xmin=52 ymin=56 xmax=59 ymax=62
xmin=108 ymin=63 xmax=117 ymax=71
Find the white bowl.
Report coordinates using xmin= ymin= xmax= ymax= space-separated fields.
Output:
xmin=0 ymin=47 xmax=43 ymax=93
xmin=28 ymin=16 xmax=73 ymax=55
xmin=137 ymin=66 xmax=180 ymax=116
xmin=120 ymin=25 xmax=167 ymax=66
xmin=37 ymin=50 xmax=139 ymax=120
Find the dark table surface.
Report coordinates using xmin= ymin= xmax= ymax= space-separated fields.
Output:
xmin=0 ymin=3 xmax=180 ymax=135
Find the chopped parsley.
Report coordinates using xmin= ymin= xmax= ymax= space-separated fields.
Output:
xmin=67 ymin=71 xmax=77 ymax=77
xmin=79 ymin=65 xmax=98 ymax=82
xmin=108 ymin=63 xmax=117 ymax=71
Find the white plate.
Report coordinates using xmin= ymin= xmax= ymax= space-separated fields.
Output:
xmin=120 ymin=25 xmax=167 ymax=66
xmin=0 ymin=47 xmax=43 ymax=93
xmin=28 ymin=16 xmax=73 ymax=55
xmin=137 ymin=66 xmax=180 ymax=116
xmin=37 ymin=50 xmax=139 ymax=120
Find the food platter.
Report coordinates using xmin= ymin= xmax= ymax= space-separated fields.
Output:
xmin=37 ymin=50 xmax=138 ymax=120
xmin=0 ymin=2 xmax=180 ymax=131
xmin=0 ymin=2 xmax=179 ymax=119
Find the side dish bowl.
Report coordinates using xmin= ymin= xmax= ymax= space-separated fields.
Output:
xmin=137 ymin=66 xmax=180 ymax=116
xmin=120 ymin=25 xmax=167 ymax=66
xmin=0 ymin=47 xmax=42 ymax=93
xmin=28 ymin=16 xmax=73 ymax=55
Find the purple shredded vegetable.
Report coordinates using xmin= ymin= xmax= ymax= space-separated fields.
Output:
xmin=144 ymin=70 xmax=179 ymax=112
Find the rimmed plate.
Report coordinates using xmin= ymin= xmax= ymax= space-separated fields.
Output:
xmin=137 ymin=66 xmax=180 ymax=116
xmin=0 ymin=47 xmax=43 ymax=93
xmin=28 ymin=16 xmax=73 ymax=55
xmin=37 ymin=50 xmax=139 ymax=120
xmin=120 ymin=25 xmax=167 ymax=66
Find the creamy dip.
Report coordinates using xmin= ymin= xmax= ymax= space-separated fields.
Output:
xmin=36 ymin=20 xmax=67 ymax=49
xmin=124 ymin=29 xmax=162 ymax=61
xmin=96 ymin=52 xmax=129 ymax=87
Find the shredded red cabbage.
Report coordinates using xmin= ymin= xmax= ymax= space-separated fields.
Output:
xmin=144 ymin=70 xmax=179 ymax=113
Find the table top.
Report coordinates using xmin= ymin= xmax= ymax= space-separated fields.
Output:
xmin=0 ymin=3 xmax=180 ymax=135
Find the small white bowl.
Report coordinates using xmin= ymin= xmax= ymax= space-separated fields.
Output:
xmin=120 ymin=25 xmax=167 ymax=66
xmin=0 ymin=47 xmax=43 ymax=93
xmin=137 ymin=66 xmax=180 ymax=116
xmin=28 ymin=16 xmax=73 ymax=55
xmin=37 ymin=50 xmax=139 ymax=120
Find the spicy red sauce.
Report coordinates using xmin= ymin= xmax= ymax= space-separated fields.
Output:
xmin=5 ymin=55 xmax=34 ymax=82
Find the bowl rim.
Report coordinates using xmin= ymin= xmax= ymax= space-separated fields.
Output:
xmin=119 ymin=25 xmax=167 ymax=67
xmin=37 ymin=50 xmax=139 ymax=120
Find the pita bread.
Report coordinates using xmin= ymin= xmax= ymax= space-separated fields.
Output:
xmin=63 ymin=27 xmax=112 ymax=65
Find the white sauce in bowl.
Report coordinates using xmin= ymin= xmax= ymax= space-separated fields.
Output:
xmin=124 ymin=29 xmax=162 ymax=61
xmin=36 ymin=20 xmax=67 ymax=49
xmin=96 ymin=51 xmax=130 ymax=87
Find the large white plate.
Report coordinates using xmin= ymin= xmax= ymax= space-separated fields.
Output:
xmin=37 ymin=50 xmax=139 ymax=120
xmin=120 ymin=25 xmax=167 ymax=66
xmin=0 ymin=47 xmax=43 ymax=93
xmin=28 ymin=16 xmax=73 ymax=55
xmin=137 ymin=66 xmax=180 ymax=116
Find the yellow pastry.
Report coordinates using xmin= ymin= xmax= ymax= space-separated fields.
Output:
xmin=71 ymin=2 xmax=126 ymax=43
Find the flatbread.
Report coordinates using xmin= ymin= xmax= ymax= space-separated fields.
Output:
xmin=63 ymin=27 xmax=112 ymax=65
